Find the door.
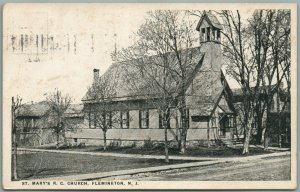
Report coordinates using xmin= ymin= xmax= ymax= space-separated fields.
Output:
xmin=218 ymin=115 xmax=227 ymax=137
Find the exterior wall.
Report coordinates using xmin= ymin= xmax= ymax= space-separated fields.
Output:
xmin=17 ymin=129 xmax=58 ymax=146
xmin=186 ymin=42 xmax=223 ymax=100
xmin=15 ymin=116 xmax=56 ymax=146
xmin=66 ymin=107 xmax=219 ymax=146
xmin=66 ymin=127 xmax=218 ymax=145
xmin=16 ymin=115 xmax=84 ymax=146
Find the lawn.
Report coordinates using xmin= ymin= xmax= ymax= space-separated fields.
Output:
xmin=38 ymin=144 xmax=273 ymax=157
xmin=15 ymin=151 xmax=198 ymax=180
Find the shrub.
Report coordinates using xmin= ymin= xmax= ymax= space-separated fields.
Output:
xmin=143 ymin=137 xmax=154 ymax=149
xmin=109 ymin=139 xmax=122 ymax=148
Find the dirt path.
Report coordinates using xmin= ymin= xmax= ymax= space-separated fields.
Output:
xmin=107 ymin=155 xmax=291 ymax=181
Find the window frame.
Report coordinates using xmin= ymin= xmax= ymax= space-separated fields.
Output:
xmin=139 ymin=109 xmax=149 ymax=129
xmin=217 ymin=30 xmax=221 ymax=40
xmin=206 ymin=27 xmax=211 ymax=41
xmin=120 ymin=111 xmax=130 ymax=129
xmin=105 ymin=112 xmax=112 ymax=128
xmin=158 ymin=109 xmax=170 ymax=129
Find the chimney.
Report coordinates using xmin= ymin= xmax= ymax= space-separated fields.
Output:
xmin=93 ymin=69 xmax=99 ymax=84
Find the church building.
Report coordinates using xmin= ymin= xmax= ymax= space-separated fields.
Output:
xmin=68 ymin=11 xmax=237 ymax=146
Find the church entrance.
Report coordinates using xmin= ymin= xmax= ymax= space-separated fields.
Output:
xmin=218 ymin=114 xmax=235 ymax=139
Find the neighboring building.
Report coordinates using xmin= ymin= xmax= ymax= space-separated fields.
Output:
xmin=232 ymin=85 xmax=291 ymax=147
xmin=67 ymin=11 xmax=238 ymax=146
xmin=15 ymin=101 xmax=84 ymax=146
xmin=64 ymin=104 xmax=85 ymax=130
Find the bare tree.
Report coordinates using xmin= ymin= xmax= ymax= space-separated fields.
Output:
xmin=117 ymin=10 xmax=202 ymax=155
xmin=46 ymin=89 xmax=72 ymax=148
xmin=217 ymin=9 xmax=290 ymax=154
xmin=216 ymin=10 xmax=261 ymax=154
xmin=11 ymin=96 xmax=22 ymax=180
xmin=256 ymin=10 xmax=291 ymax=148
xmin=86 ymin=72 xmax=120 ymax=150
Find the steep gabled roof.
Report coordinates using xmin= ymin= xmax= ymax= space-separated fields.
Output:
xmin=82 ymin=47 xmax=205 ymax=102
xmin=196 ymin=11 xmax=223 ymax=31
xmin=16 ymin=102 xmax=83 ymax=118
xmin=64 ymin=104 xmax=84 ymax=118
xmin=64 ymin=104 xmax=84 ymax=114
xmin=16 ymin=101 xmax=51 ymax=117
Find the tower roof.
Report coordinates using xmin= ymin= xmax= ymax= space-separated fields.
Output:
xmin=196 ymin=11 xmax=223 ymax=31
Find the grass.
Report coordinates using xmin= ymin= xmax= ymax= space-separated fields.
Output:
xmin=14 ymin=151 xmax=199 ymax=180
xmin=37 ymin=144 xmax=273 ymax=157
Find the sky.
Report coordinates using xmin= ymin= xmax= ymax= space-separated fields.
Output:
xmin=3 ymin=4 xmax=284 ymax=104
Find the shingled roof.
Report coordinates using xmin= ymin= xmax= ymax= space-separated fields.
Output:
xmin=196 ymin=11 xmax=223 ymax=31
xmin=82 ymin=47 xmax=205 ymax=102
xmin=16 ymin=101 xmax=51 ymax=118
xmin=64 ymin=104 xmax=84 ymax=118
xmin=16 ymin=102 xmax=83 ymax=118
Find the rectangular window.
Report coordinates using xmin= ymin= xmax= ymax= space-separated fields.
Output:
xmin=106 ymin=112 xmax=112 ymax=128
xmin=88 ymin=112 xmax=91 ymax=128
xmin=33 ymin=119 xmax=36 ymax=128
xmin=217 ymin=30 xmax=221 ymax=40
xmin=94 ymin=113 xmax=97 ymax=128
xmin=139 ymin=110 xmax=149 ymax=129
xmin=212 ymin=29 xmax=216 ymax=40
xmin=120 ymin=111 xmax=129 ymax=129
xmin=207 ymin=27 xmax=210 ymax=41
xmin=159 ymin=110 xmax=170 ymax=129
xmin=23 ymin=119 xmax=31 ymax=132
xmin=201 ymin=28 xmax=206 ymax=41
xmin=183 ymin=108 xmax=190 ymax=129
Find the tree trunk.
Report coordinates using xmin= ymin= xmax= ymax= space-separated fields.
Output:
xmin=263 ymin=104 xmax=271 ymax=150
xmin=256 ymin=116 xmax=263 ymax=145
xmin=242 ymin=117 xmax=253 ymax=155
xmin=263 ymin=127 xmax=270 ymax=150
xmin=261 ymin=126 xmax=266 ymax=144
xmin=180 ymin=108 xmax=188 ymax=154
xmin=180 ymin=136 xmax=186 ymax=154
xmin=180 ymin=109 xmax=187 ymax=154
xmin=163 ymin=117 xmax=169 ymax=163
xmin=103 ymin=130 xmax=107 ymax=151
xmin=56 ymin=131 xmax=60 ymax=149
xmin=175 ymin=115 xmax=181 ymax=150
xmin=62 ymin=126 xmax=67 ymax=145
xmin=12 ymin=128 xmax=18 ymax=180
xmin=11 ymin=99 xmax=18 ymax=180
xmin=207 ymin=120 xmax=210 ymax=148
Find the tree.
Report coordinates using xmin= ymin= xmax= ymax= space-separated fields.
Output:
xmin=116 ymin=10 xmax=201 ymax=155
xmin=11 ymin=96 xmax=22 ymax=180
xmin=255 ymin=10 xmax=291 ymax=148
xmin=216 ymin=10 xmax=262 ymax=154
xmin=46 ymin=89 xmax=72 ymax=148
xmin=86 ymin=71 xmax=120 ymax=150
xmin=218 ymin=10 xmax=290 ymax=153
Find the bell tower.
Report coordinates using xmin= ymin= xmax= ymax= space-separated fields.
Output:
xmin=188 ymin=11 xmax=224 ymax=99
xmin=195 ymin=11 xmax=223 ymax=72
xmin=196 ymin=10 xmax=222 ymax=44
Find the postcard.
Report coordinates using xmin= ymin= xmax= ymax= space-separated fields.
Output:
xmin=2 ymin=3 xmax=297 ymax=190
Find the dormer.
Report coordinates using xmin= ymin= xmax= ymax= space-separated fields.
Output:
xmin=196 ymin=11 xmax=223 ymax=44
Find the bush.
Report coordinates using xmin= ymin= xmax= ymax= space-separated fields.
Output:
xmin=131 ymin=141 xmax=137 ymax=148
xmin=143 ymin=137 xmax=154 ymax=149
xmin=109 ymin=139 xmax=122 ymax=148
